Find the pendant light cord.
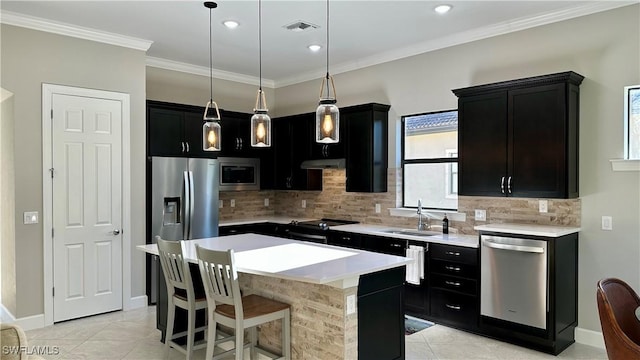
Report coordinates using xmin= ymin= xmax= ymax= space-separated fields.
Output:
xmin=325 ymin=0 xmax=331 ymax=94
xmin=259 ymin=0 xmax=263 ymax=92
xmin=209 ymin=6 xmax=213 ymax=103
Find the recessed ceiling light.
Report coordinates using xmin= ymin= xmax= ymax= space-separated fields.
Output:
xmin=223 ymin=20 xmax=239 ymax=29
xmin=308 ymin=44 xmax=322 ymax=52
xmin=434 ymin=4 xmax=452 ymax=14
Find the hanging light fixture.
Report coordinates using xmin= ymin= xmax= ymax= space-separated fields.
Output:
xmin=251 ymin=0 xmax=271 ymax=147
xmin=315 ymin=0 xmax=339 ymax=144
xmin=203 ymin=1 xmax=222 ymax=152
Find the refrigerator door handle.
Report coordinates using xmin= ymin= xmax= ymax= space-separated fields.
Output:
xmin=183 ymin=171 xmax=190 ymax=240
xmin=187 ymin=170 xmax=195 ymax=240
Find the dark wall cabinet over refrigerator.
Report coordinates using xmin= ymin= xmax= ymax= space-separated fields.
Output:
xmin=147 ymin=101 xmax=210 ymax=158
xmin=454 ymin=71 xmax=583 ymax=198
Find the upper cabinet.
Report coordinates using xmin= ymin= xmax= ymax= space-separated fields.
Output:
xmin=219 ymin=111 xmax=262 ymax=158
xmin=344 ymin=103 xmax=390 ymax=193
xmin=147 ymin=100 xmax=211 ymax=158
xmin=453 ymin=72 xmax=583 ymax=199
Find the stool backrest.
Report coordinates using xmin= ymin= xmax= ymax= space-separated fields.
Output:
xmin=195 ymin=245 xmax=243 ymax=318
xmin=597 ymin=277 xmax=640 ymax=359
xmin=157 ymin=236 xmax=193 ymax=298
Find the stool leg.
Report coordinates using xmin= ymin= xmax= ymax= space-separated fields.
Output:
xmin=235 ymin=320 xmax=244 ymax=360
xmin=186 ymin=302 xmax=196 ymax=360
xmin=283 ymin=309 xmax=291 ymax=360
xmin=206 ymin=311 xmax=217 ymax=360
xmin=165 ymin=298 xmax=175 ymax=358
xmin=249 ymin=326 xmax=257 ymax=359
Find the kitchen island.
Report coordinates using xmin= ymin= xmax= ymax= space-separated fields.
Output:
xmin=138 ymin=233 xmax=412 ymax=360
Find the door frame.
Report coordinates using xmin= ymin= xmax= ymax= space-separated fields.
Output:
xmin=42 ymin=84 xmax=132 ymax=326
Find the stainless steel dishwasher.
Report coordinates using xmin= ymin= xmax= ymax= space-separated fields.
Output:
xmin=481 ymin=234 xmax=548 ymax=330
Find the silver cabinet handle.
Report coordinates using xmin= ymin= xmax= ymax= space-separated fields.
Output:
xmin=507 ymin=176 xmax=512 ymax=194
xmin=181 ymin=142 xmax=186 ymax=153
xmin=112 ymin=229 xmax=121 ymax=235
xmin=445 ymin=280 xmax=461 ymax=287
xmin=185 ymin=142 xmax=190 ymax=153
xmin=239 ymin=138 xmax=243 ymax=149
xmin=500 ymin=176 xmax=505 ymax=194
xmin=445 ymin=251 xmax=460 ymax=256
xmin=390 ymin=243 xmax=404 ymax=248
xmin=445 ymin=265 xmax=461 ymax=272
xmin=446 ymin=304 xmax=461 ymax=310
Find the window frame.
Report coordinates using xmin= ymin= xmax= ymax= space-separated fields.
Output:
xmin=624 ymin=85 xmax=640 ymax=160
xmin=401 ymin=109 xmax=458 ymax=211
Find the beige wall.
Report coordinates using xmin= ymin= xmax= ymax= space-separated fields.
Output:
xmin=1 ymin=88 xmax=17 ymax=316
xmin=0 ymin=24 xmax=147 ymax=317
xmin=274 ymin=5 xmax=640 ymax=333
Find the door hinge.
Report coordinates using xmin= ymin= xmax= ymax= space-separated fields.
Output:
xmin=50 ymin=109 xmax=53 ymax=120
xmin=52 ymin=287 xmax=55 ymax=297
xmin=49 ymin=168 xmax=54 ymax=179
xmin=51 ymin=228 xmax=54 ymax=238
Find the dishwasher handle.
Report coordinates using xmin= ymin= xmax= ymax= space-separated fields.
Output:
xmin=482 ymin=238 xmax=544 ymax=253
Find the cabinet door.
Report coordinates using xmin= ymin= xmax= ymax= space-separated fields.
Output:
xmin=182 ymin=110 xmax=208 ymax=158
xmin=289 ymin=115 xmax=322 ymax=190
xmin=458 ymin=92 xmax=508 ymax=196
xmin=345 ymin=107 xmax=388 ymax=193
xmin=271 ymin=117 xmax=293 ymax=189
xmin=310 ymin=112 xmax=346 ymax=159
xmin=148 ymin=107 xmax=185 ymax=157
xmin=220 ymin=114 xmax=252 ymax=157
xmin=509 ymin=84 xmax=567 ymax=198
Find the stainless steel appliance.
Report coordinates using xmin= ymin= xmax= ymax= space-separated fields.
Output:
xmin=285 ymin=218 xmax=358 ymax=244
xmin=218 ymin=157 xmax=260 ymax=191
xmin=481 ymin=234 xmax=548 ymax=329
xmin=148 ymin=156 xmax=219 ymax=303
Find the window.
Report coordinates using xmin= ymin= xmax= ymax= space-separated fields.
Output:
xmin=402 ymin=110 xmax=458 ymax=210
xmin=625 ymin=85 xmax=640 ymax=160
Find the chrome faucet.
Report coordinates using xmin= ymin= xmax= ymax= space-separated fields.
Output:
xmin=417 ymin=199 xmax=429 ymax=231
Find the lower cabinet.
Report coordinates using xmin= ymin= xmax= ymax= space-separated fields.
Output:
xmin=358 ymin=267 xmax=405 ymax=360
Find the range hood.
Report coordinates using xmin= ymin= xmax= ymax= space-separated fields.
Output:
xmin=300 ymin=158 xmax=346 ymax=169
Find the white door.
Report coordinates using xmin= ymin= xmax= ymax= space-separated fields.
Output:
xmin=52 ymin=93 xmax=123 ymax=322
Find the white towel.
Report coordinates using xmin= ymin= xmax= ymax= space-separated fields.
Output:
xmin=405 ymin=245 xmax=424 ymax=285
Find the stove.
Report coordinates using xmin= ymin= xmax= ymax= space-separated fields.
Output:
xmin=285 ymin=218 xmax=359 ymax=244
xmin=290 ymin=218 xmax=359 ymax=231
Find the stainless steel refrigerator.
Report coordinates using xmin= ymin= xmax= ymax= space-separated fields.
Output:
xmin=148 ymin=156 xmax=219 ymax=304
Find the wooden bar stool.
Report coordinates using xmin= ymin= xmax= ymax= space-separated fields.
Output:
xmin=156 ymin=237 xmax=208 ymax=359
xmin=195 ymin=244 xmax=291 ymax=360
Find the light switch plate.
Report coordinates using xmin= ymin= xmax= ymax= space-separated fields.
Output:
xmin=475 ymin=209 xmax=486 ymax=221
xmin=219 ymin=200 xmax=223 ymax=208
xmin=602 ymin=216 xmax=613 ymax=231
xmin=264 ymin=198 xmax=269 ymax=207
xmin=23 ymin=211 xmax=38 ymax=224
xmin=230 ymin=199 xmax=235 ymax=208
xmin=539 ymin=200 xmax=548 ymax=213
xmin=375 ymin=204 xmax=381 ymax=213
xmin=301 ymin=200 xmax=306 ymax=208
xmin=346 ymin=294 xmax=356 ymax=315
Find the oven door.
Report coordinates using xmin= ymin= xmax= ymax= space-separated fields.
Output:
xmin=283 ymin=227 xmax=328 ymax=244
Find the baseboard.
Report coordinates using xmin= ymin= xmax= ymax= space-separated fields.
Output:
xmin=126 ymin=295 xmax=148 ymax=310
xmin=0 ymin=303 xmax=16 ymax=322
xmin=13 ymin=314 xmax=46 ymax=331
xmin=575 ymin=326 xmax=605 ymax=349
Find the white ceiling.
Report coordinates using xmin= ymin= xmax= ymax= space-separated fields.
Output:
xmin=1 ymin=1 xmax=634 ymax=87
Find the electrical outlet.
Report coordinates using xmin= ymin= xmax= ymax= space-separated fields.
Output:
xmin=475 ymin=209 xmax=486 ymax=221
xmin=602 ymin=216 xmax=613 ymax=231
xmin=375 ymin=204 xmax=381 ymax=213
xmin=539 ymin=200 xmax=548 ymax=213
xmin=301 ymin=199 xmax=306 ymax=208
xmin=264 ymin=198 xmax=269 ymax=207
xmin=23 ymin=211 xmax=38 ymax=224
xmin=230 ymin=199 xmax=235 ymax=208
xmin=346 ymin=294 xmax=356 ymax=315
xmin=219 ymin=200 xmax=223 ymax=208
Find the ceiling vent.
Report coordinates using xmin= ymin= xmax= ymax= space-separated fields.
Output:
xmin=284 ymin=21 xmax=319 ymax=32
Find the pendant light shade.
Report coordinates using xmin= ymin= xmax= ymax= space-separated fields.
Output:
xmin=203 ymin=1 xmax=222 ymax=152
xmin=315 ymin=0 xmax=339 ymax=144
xmin=251 ymin=0 xmax=271 ymax=147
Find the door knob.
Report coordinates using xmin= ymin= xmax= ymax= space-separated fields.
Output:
xmin=112 ymin=229 xmax=121 ymax=235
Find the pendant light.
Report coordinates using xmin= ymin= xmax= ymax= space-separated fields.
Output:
xmin=203 ymin=1 xmax=222 ymax=152
xmin=315 ymin=0 xmax=339 ymax=144
xmin=251 ymin=0 xmax=271 ymax=147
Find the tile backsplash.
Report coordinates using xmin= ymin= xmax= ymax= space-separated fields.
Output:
xmin=219 ymin=168 xmax=581 ymax=234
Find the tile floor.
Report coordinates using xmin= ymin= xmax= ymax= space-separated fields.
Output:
xmin=23 ymin=306 xmax=608 ymax=360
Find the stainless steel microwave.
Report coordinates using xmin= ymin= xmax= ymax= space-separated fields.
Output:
xmin=218 ymin=157 xmax=260 ymax=191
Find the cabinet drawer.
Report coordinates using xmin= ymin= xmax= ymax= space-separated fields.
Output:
xmin=431 ymin=274 xmax=477 ymax=295
xmin=328 ymin=232 xmax=362 ymax=249
xmin=431 ymin=260 xmax=477 ymax=278
xmin=430 ymin=243 xmax=477 ymax=265
xmin=360 ymin=236 xmax=407 ymax=256
xmin=430 ymin=289 xmax=478 ymax=325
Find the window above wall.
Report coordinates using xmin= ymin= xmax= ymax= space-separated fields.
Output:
xmin=611 ymin=85 xmax=640 ymax=171
xmin=402 ymin=110 xmax=458 ymax=210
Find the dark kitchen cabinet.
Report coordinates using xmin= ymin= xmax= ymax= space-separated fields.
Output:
xmin=270 ymin=114 xmax=322 ymax=190
xmin=344 ymin=103 xmax=390 ymax=193
xmin=428 ymin=243 xmax=479 ymax=331
xmin=454 ymin=71 xmax=583 ymax=198
xmin=327 ymin=231 xmax=361 ymax=249
xmin=147 ymin=101 xmax=210 ymax=158
xmin=310 ymin=113 xmax=346 ymax=160
xmin=219 ymin=111 xmax=261 ymax=158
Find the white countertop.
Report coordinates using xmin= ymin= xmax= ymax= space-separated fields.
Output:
xmin=137 ymin=233 xmax=412 ymax=289
xmin=474 ymin=223 xmax=581 ymax=237
xmin=219 ymin=216 xmax=309 ymax=226
xmin=332 ymin=224 xmax=479 ymax=248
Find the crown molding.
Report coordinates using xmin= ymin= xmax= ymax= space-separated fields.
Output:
xmin=274 ymin=1 xmax=637 ymax=88
xmin=146 ymin=57 xmax=276 ymax=89
xmin=0 ymin=10 xmax=152 ymax=51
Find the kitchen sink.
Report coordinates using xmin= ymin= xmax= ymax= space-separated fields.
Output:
xmin=378 ymin=229 xmax=440 ymax=237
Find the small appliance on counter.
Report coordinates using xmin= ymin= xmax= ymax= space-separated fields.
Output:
xmin=285 ymin=218 xmax=359 ymax=243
